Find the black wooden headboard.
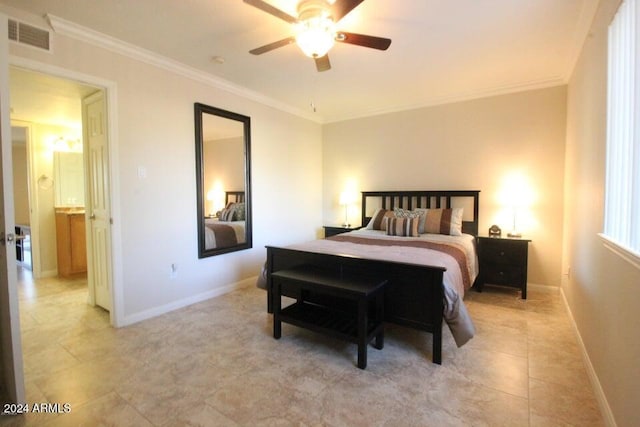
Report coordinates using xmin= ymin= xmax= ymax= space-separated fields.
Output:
xmin=225 ymin=191 xmax=245 ymax=204
xmin=361 ymin=190 xmax=480 ymax=236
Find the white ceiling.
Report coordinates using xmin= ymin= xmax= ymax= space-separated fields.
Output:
xmin=9 ymin=67 xmax=98 ymax=129
xmin=3 ymin=0 xmax=599 ymax=123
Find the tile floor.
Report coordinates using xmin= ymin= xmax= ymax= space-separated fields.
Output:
xmin=1 ymin=267 xmax=604 ymax=426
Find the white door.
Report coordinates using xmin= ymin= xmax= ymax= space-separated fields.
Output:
xmin=83 ymin=91 xmax=112 ymax=311
xmin=0 ymin=14 xmax=26 ymax=404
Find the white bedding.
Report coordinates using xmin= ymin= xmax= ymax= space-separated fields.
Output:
xmin=286 ymin=229 xmax=478 ymax=346
xmin=204 ymin=219 xmax=246 ymax=249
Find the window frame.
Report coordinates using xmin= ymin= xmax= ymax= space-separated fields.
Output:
xmin=602 ymin=0 xmax=640 ymax=270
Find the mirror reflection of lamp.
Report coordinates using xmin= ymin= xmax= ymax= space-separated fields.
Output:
xmin=206 ymin=190 xmax=216 ymax=217
xmin=207 ymin=183 xmax=226 ymax=217
xmin=339 ymin=189 xmax=357 ymax=227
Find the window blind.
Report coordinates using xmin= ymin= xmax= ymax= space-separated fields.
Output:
xmin=603 ymin=0 xmax=640 ymax=255
xmin=604 ymin=0 xmax=640 ymax=256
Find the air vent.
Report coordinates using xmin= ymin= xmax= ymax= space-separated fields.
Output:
xmin=8 ymin=19 xmax=17 ymax=41
xmin=7 ymin=19 xmax=50 ymax=51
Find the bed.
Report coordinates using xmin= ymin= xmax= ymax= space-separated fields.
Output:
xmin=204 ymin=191 xmax=246 ymax=250
xmin=264 ymin=190 xmax=480 ymax=364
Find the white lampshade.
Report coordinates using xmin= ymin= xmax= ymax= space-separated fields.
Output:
xmin=339 ymin=189 xmax=357 ymax=206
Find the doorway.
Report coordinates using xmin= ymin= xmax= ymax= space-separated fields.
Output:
xmin=9 ymin=66 xmax=113 ymax=313
xmin=11 ymin=126 xmax=31 ymax=271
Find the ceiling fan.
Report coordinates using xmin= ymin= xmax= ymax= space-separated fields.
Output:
xmin=244 ymin=0 xmax=392 ymax=72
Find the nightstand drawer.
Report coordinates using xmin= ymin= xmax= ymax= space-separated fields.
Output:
xmin=482 ymin=264 xmax=524 ymax=286
xmin=480 ymin=240 xmax=527 ymax=265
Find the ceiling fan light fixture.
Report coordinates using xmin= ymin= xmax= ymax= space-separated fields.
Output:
xmin=245 ymin=0 xmax=391 ymax=72
xmin=295 ymin=14 xmax=336 ymax=58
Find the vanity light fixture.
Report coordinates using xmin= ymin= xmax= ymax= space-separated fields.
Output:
xmin=52 ymin=136 xmax=82 ymax=152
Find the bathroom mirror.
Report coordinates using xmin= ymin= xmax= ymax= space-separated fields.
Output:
xmin=195 ymin=103 xmax=252 ymax=258
xmin=53 ymin=151 xmax=85 ymax=207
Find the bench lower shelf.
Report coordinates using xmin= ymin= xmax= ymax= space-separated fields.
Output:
xmin=280 ymin=301 xmax=383 ymax=346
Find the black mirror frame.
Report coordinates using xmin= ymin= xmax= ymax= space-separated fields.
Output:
xmin=195 ymin=102 xmax=252 ymax=258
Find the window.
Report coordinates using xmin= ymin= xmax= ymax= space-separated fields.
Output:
xmin=602 ymin=0 xmax=640 ymax=266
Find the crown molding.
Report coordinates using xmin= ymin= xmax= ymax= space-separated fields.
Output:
xmin=323 ymin=76 xmax=567 ymax=124
xmin=42 ymin=13 xmax=581 ymax=126
xmin=44 ymin=14 xmax=322 ymax=124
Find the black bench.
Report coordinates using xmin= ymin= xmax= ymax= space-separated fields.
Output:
xmin=271 ymin=265 xmax=387 ymax=369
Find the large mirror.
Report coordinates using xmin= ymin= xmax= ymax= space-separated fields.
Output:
xmin=195 ymin=103 xmax=252 ymax=258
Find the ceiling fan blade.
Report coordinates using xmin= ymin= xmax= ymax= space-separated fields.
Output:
xmin=336 ymin=32 xmax=391 ymax=50
xmin=315 ymin=54 xmax=331 ymax=72
xmin=331 ymin=0 xmax=365 ymax=22
xmin=243 ymin=0 xmax=297 ymax=24
xmin=249 ymin=37 xmax=296 ymax=55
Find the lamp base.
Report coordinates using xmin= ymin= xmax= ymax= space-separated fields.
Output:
xmin=507 ymin=231 xmax=522 ymax=238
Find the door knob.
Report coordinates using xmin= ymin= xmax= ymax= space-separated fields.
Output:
xmin=0 ymin=232 xmax=15 ymax=245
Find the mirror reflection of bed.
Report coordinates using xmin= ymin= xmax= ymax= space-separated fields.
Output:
xmin=204 ymin=191 xmax=246 ymax=250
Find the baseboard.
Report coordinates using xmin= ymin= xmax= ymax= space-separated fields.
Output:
xmin=39 ymin=269 xmax=58 ymax=278
xmin=119 ymin=276 xmax=257 ymax=327
xmin=559 ymin=288 xmax=617 ymax=427
xmin=528 ymin=282 xmax=559 ymax=292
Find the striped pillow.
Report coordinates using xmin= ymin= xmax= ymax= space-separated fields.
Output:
xmin=415 ymin=208 xmax=463 ymax=236
xmin=385 ymin=217 xmax=419 ymax=237
xmin=366 ymin=209 xmax=395 ymax=230
xmin=219 ymin=207 xmax=236 ymax=222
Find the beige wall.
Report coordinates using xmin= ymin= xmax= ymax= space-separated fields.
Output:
xmin=323 ymin=86 xmax=567 ymax=286
xmin=3 ymin=5 xmax=323 ymax=323
xmin=564 ymin=0 xmax=640 ymax=425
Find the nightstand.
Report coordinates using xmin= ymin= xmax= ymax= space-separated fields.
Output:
xmin=477 ymin=236 xmax=531 ymax=299
xmin=323 ymin=225 xmax=360 ymax=238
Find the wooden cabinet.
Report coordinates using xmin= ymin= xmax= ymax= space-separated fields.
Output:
xmin=477 ymin=236 xmax=531 ymax=299
xmin=55 ymin=209 xmax=87 ymax=277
